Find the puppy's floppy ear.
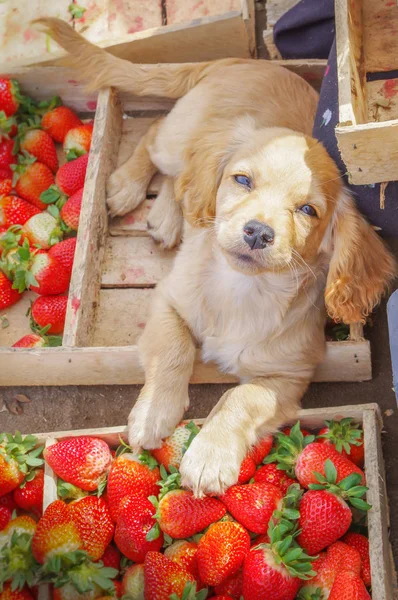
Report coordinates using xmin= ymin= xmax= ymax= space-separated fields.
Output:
xmin=175 ymin=116 xmax=256 ymax=227
xmin=324 ymin=191 xmax=396 ymax=324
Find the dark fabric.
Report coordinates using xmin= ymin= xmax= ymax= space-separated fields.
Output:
xmin=387 ymin=291 xmax=398 ymax=404
xmin=273 ymin=0 xmax=335 ymax=59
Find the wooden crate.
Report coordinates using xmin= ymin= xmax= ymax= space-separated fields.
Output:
xmin=32 ymin=403 xmax=396 ymax=600
xmin=0 ymin=68 xmax=371 ymax=386
xmin=335 ymin=0 xmax=398 ymax=185
xmin=0 ymin=0 xmax=255 ymax=70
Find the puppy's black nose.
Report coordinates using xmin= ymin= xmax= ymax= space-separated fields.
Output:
xmin=243 ymin=220 xmax=275 ymax=250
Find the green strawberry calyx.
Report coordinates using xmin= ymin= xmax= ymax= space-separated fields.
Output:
xmin=317 ymin=418 xmax=363 ymax=455
xmin=0 ymin=432 xmax=44 ymax=479
xmin=40 ymin=550 xmax=118 ymax=595
xmin=169 ymin=581 xmax=208 ymax=600
xmin=182 ymin=421 xmax=200 ymax=455
xmin=10 ymin=150 xmax=37 ymax=186
xmin=57 ymin=478 xmax=89 ymax=501
xmin=263 ymin=421 xmax=315 ymax=478
xmin=0 ymin=529 xmax=40 ymax=592
xmin=40 ymin=185 xmax=67 ymax=209
xmin=146 ymin=465 xmax=182 ymax=541
xmin=8 ymin=241 xmax=39 ymax=293
xmin=0 ymin=111 xmax=17 ymax=138
xmin=309 ymin=459 xmax=371 ymax=512
xmin=296 ymin=588 xmax=323 ymax=600
xmin=0 ymin=225 xmax=22 ymax=256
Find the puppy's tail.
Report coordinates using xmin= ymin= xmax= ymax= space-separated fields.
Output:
xmin=33 ymin=18 xmax=237 ymax=99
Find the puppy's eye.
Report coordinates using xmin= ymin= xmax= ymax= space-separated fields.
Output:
xmin=298 ymin=204 xmax=317 ymax=217
xmin=233 ymin=174 xmax=252 ymax=189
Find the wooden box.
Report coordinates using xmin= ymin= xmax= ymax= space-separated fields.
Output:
xmin=335 ymin=0 xmax=398 ymax=185
xmin=0 ymin=68 xmax=371 ymax=386
xmin=33 ymin=403 xmax=397 ymax=600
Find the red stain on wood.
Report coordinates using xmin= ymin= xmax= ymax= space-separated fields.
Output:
xmin=126 ymin=267 xmax=145 ymax=281
xmin=71 ymin=297 xmax=81 ymax=313
xmin=128 ymin=17 xmax=144 ymax=34
xmin=86 ymin=100 xmax=97 ymax=111
xmin=138 ymin=322 xmax=146 ymax=329
xmin=124 ymin=214 xmax=136 ymax=224
xmin=23 ymin=28 xmax=39 ymax=43
xmin=68 ymin=79 xmax=79 ymax=85
xmin=382 ymin=79 xmax=398 ymax=99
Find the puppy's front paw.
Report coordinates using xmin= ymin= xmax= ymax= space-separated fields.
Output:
xmin=179 ymin=430 xmax=245 ymax=497
xmin=147 ymin=197 xmax=183 ymax=249
xmin=107 ymin=169 xmax=147 ymax=217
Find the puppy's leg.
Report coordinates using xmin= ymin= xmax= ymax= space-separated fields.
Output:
xmin=107 ymin=118 xmax=163 ymax=217
xmin=180 ymin=376 xmax=308 ymax=496
xmin=147 ymin=176 xmax=183 ymax=249
xmin=128 ymin=291 xmax=195 ymax=450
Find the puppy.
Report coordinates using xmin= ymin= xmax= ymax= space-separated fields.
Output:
xmin=37 ymin=19 xmax=396 ymax=496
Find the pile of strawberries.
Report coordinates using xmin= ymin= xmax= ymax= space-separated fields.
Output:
xmin=0 ymin=417 xmax=373 ymax=599
xmin=0 ymin=77 xmax=92 ymax=347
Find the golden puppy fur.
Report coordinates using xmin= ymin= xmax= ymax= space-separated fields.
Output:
xmin=36 ymin=18 xmax=396 ymax=496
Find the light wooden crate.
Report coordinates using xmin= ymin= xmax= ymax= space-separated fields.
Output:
xmin=335 ymin=0 xmax=398 ymax=185
xmin=0 ymin=68 xmax=371 ymax=386
xmin=32 ymin=404 xmax=396 ymax=600
xmin=0 ymin=0 xmax=255 ymax=70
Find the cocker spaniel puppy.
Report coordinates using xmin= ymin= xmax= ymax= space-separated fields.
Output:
xmin=37 ymin=19 xmax=396 ymax=496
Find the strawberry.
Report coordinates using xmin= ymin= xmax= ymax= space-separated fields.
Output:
xmin=48 ymin=237 xmax=76 ymax=278
xmin=22 ymin=212 xmax=62 ymax=248
xmin=282 ymin=426 xmax=311 ymax=437
xmin=107 ymin=452 xmax=160 ymax=522
xmin=164 ymin=540 xmax=200 ymax=581
xmin=31 ymin=294 xmax=68 ymax=334
xmin=121 ymin=563 xmax=144 ymax=597
xmin=0 ymin=196 xmax=40 ymax=227
xmin=0 ymin=179 xmax=12 ymax=196
xmin=0 ymin=515 xmax=39 ymax=591
xmin=152 ymin=421 xmax=199 ymax=472
xmin=43 ymin=436 xmax=112 ymax=492
xmin=212 ymin=597 xmax=234 ymax=599
xmin=0 ymin=270 xmax=21 ymax=310
xmin=0 ymin=493 xmax=17 ymax=513
xmin=221 ymin=482 xmax=282 ymax=534
xmin=254 ymin=464 xmax=297 ymax=495
xmin=329 ymin=570 xmax=371 ymax=600
xmin=56 ymin=153 xmax=89 ymax=196
xmin=13 ymin=250 xmax=70 ymax=296
xmin=238 ymin=455 xmax=256 ymax=484
xmin=14 ymin=160 xmax=55 ymax=211
xmin=0 ymin=584 xmax=34 ymax=600
xmin=31 ymin=500 xmax=81 ymax=563
xmin=0 ymin=433 xmax=44 ymax=497
xmin=18 ymin=129 xmax=58 ymax=173
xmin=214 ymin=569 xmax=243 ymax=599
xmin=0 ymin=112 xmax=17 ymax=138
xmin=297 ymin=460 xmax=370 ymax=555
xmin=41 ymin=106 xmax=83 ymax=143
xmin=342 ymin=532 xmax=371 ymax=586
xmin=318 ymin=418 xmax=365 ymax=467
xmin=64 ymin=123 xmax=94 ymax=160
xmin=144 ymin=551 xmax=198 ymax=600
xmin=12 ymin=334 xmax=47 ymax=348
xmin=60 ymin=187 xmax=83 ymax=231
xmin=298 ymin=541 xmax=361 ymax=599
xmin=249 ymin=435 xmax=274 ymax=465
xmin=196 ymin=521 xmax=250 ymax=586
xmin=0 ymin=138 xmax=15 ymax=177
xmin=0 ymin=505 xmax=11 ymax=530
xmin=13 ymin=468 xmax=44 ymax=517
xmin=114 ymin=495 xmax=164 ymax=562
xmin=0 ymin=79 xmax=22 ymax=117
xmin=68 ymin=496 xmax=114 ymax=561
xmin=100 ymin=545 xmax=121 ymax=572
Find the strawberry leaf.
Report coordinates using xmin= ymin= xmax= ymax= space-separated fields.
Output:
xmin=68 ymin=3 xmax=87 ymax=18
xmin=349 ymin=497 xmax=372 ymax=512
xmin=145 ymin=522 xmax=161 ymax=541
xmin=324 ymin=459 xmax=337 ymax=484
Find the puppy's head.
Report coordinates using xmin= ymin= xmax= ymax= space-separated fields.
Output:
xmin=176 ymin=119 xmax=396 ymax=323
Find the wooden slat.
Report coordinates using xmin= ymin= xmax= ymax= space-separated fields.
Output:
xmin=109 ymin=199 xmax=155 ymax=236
xmin=362 ymin=0 xmax=398 ymax=73
xmin=263 ymin=0 xmax=300 ymax=59
xmin=101 ymin=237 xmax=175 ymax=288
xmin=63 ymin=87 xmax=123 ymax=347
xmin=0 ymin=292 xmax=37 ymax=348
xmin=367 ymin=78 xmax=398 ymax=123
xmin=274 ymin=59 xmax=327 ymax=92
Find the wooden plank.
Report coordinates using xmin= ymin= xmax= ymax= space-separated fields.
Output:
xmin=101 ymin=237 xmax=175 ymax=288
xmin=109 ymin=199 xmax=155 ymax=236
xmin=62 ymin=88 xmax=123 ymax=347
xmin=116 ymin=117 xmax=157 ymax=168
xmin=166 ymin=0 xmax=242 ymax=24
xmin=367 ymin=78 xmax=398 ymax=123
xmin=349 ymin=322 xmax=364 ymax=342
xmin=92 ymin=289 xmax=152 ymax=346
xmin=263 ymin=0 xmax=299 ymax=59
xmin=0 ymin=292 xmax=37 ymax=347
xmin=273 ymin=59 xmax=327 ymax=92
xmin=362 ymin=0 xmax=398 ymax=73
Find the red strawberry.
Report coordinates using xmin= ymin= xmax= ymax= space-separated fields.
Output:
xmin=0 ymin=196 xmax=40 ymax=227
xmin=121 ymin=563 xmax=144 ymax=597
xmin=318 ymin=418 xmax=364 ymax=467
xmin=107 ymin=453 xmax=160 ymax=522
xmin=196 ymin=521 xmax=250 ymax=586
xmin=152 ymin=421 xmax=199 ymax=471
xmin=0 ymin=514 xmax=38 ymax=592
xmin=114 ymin=495 xmax=164 ymax=562
xmin=0 ymin=433 xmax=44 ymax=497
xmin=0 ymin=270 xmax=21 ymax=310
xmin=48 ymin=237 xmax=76 ymax=278
xmin=100 ymin=544 xmax=121 ymax=572
xmin=214 ymin=569 xmax=243 ymax=599
xmin=343 ymin=532 xmax=371 ymax=587
xmin=31 ymin=294 xmax=68 ymax=334
xmin=0 ymin=505 xmax=12 ymax=530
xmin=0 ymin=584 xmax=34 ymax=599
xmin=152 ymin=488 xmax=226 ymax=539
xmin=56 ymin=154 xmax=89 ymax=196
xmin=0 ymin=179 xmax=12 ymax=196
xmin=13 ymin=469 xmax=44 ymax=517
xmin=60 ymin=187 xmax=83 ymax=231
xmin=68 ymin=496 xmax=114 ymax=561
xmin=43 ymin=436 xmax=112 ymax=492
xmin=221 ymin=482 xmax=282 ymax=534
xmin=15 ymin=251 xmax=70 ymax=296
xmin=0 ymin=493 xmax=17 ymax=512
xmin=14 ymin=161 xmax=55 ymax=210
xmin=282 ymin=426 xmax=311 ymax=437
xmin=0 ymin=514 xmax=37 ymax=539
xmin=0 ymin=79 xmax=22 ymax=117
xmin=254 ymin=464 xmax=297 ymax=495
xmin=0 ymin=111 xmax=17 ymax=138
xmin=19 ymin=129 xmax=58 ymax=173
xmin=22 ymin=212 xmax=62 ymax=249
xmin=12 ymin=334 xmax=46 ymax=348
xmin=144 ymin=551 xmax=196 ymax=600
xmin=250 ymin=435 xmax=273 ymax=465
xmin=64 ymin=123 xmax=94 ymax=159
xmin=238 ymin=455 xmax=256 ymax=484
xmin=164 ymin=540 xmax=200 ymax=581
xmin=243 ymin=544 xmax=302 ymax=600
xmin=41 ymin=106 xmax=83 ymax=143
xmin=0 ymin=138 xmax=15 ymax=176
xmin=32 ymin=500 xmax=81 ymax=564
xmin=212 ymin=597 xmax=234 ymax=599
xmin=329 ymin=570 xmax=371 ymax=600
